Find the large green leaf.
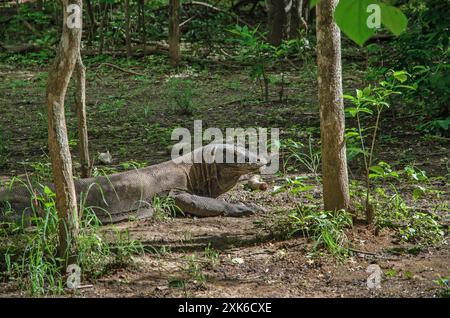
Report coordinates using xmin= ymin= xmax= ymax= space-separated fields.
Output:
xmin=334 ymin=0 xmax=376 ymax=47
xmin=334 ymin=0 xmax=408 ymax=46
xmin=380 ymin=3 xmax=408 ymax=36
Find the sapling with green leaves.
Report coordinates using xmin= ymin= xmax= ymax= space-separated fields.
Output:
xmin=228 ymin=25 xmax=304 ymax=102
xmin=344 ymin=70 xmax=415 ymax=223
xmin=228 ymin=25 xmax=273 ymax=102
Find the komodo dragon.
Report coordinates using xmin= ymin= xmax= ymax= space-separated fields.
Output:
xmin=0 ymin=144 xmax=267 ymax=224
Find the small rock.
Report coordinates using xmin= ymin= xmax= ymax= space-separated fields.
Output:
xmin=98 ymin=151 xmax=112 ymax=164
xmin=274 ymin=249 xmax=286 ymax=260
xmin=231 ymin=257 xmax=245 ymax=265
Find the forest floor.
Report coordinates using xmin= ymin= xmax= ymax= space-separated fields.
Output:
xmin=0 ymin=55 xmax=448 ymax=297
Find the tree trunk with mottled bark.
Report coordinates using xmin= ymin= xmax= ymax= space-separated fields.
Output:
xmin=316 ymin=0 xmax=351 ymax=212
xmin=169 ymin=0 xmax=181 ymax=66
xmin=46 ymin=0 xmax=82 ymax=263
xmin=266 ymin=0 xmax=287 ymax=46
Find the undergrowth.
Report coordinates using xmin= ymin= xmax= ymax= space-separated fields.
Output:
xmin=0 ymin=184 xmax=143 ymax=296
xmin=263 ymin=205 xmax=353 ymax=258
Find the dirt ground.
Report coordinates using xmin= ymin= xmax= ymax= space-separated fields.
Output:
xmin=79 ymin=206 xmax=449 ymax=298
xmin=0 ymin=60 xmax=448 ymax=298
xmin=0 ymin=179 xmax=448 ymax=298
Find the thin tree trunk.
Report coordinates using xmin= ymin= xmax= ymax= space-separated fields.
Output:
xmin=266 ymin=0 xmax=287 ymax=46
xmin=75 ymin=56 xmax=91 ymax=179
xmin=125 ymin=0 xmax=132 ymax=58
xmin=169 ymin=0 xmax=181 ymax=67
xmin=303 ymin=0 xmax=310 ymax=26
xmin=46 ymin=0 xmax=82 ymax=263
xmin=53 ymin=1 xmax=61 ymax=33
xmin=139 ymin=0 xmax=146 ymax=51
xmin=316 ymin=0 xmax=351 ymax=211
xmin=289 ymin=0 xmax=308 ymax=38
xmin=98 ymin=2 xmax=108 ymax=55
xmin=85 ymin=0 xmax=96 ymax=44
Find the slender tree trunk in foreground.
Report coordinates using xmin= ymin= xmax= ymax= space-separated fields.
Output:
xmin=46 ymin=0 xmax=82 ymax=262
xmin=169 ymin=0 xmax=181 ymax=67
xmin=316 ymin=0 xmax=351 ymax=212
xmin=75 ymin=55 xmax=91 ymax=178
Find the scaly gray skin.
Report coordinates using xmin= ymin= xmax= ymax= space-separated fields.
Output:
xmin=0 ymin=144 xmax=267 ymax=224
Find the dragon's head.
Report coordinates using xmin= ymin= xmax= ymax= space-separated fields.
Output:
xmin=216 ymin=143 xmax=268 ymax=174
xmin=187 ymin=144 xmax=268 ymax=197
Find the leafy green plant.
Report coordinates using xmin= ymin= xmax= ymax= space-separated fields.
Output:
xmin=0 ymin=186 xmax=65 ymax=295
xmin=434 ymin=276 xmax=450 ymax=298
xmin=273 ymin=38 xmax=310 ymax=102
xmin=184 ymin=254 xmax=206 ymax=284
xmin=344 ymin=70 xmax=415 ymax=223
xmin=27 ymin=160 xmax=53 ymax=183
xmin=228 ymin=25 xmax=272 ymax=102
xmin=168 ymin=278 xmax=186 ymax=289
xmin=282 ymin=135 xmax=321 ymax=178
xmin=398 ymin=212 xmax=445 ymax=246
xmin=385 ymin=269 xmax=397 ymax=278
xmin=272 ymin=176 xmax=314 ymax=196
xmin=374 ymin=186 xmax=446 ymax=247
xmin=389 ymin=1 xmax=449 ymax=126
xmin=373 ymin=186 xmax=408 ymax=225
xmin=165 ymin=77 xmax=196 ymax=115
xmin=204 ymin=243 xmax=219 ymax=266
xmin=265 ymin=206 xmax=352 ymax=258
xmin=229 ymin=25 xmax=307 ymax=102
xmin=369 ymin=161 xmax=400 ymax=181
xmin=151 ymin=195 xmax=181 ymax=221
xmin=110 ymin=229 xmax=144 ymax=267
xmin=0 ymin=185 xmax=143 ymax=295
xmin=290 ymin=208 xmax=352 ymax=257
xmin=403 ymin=165 xmax=428 ymax=183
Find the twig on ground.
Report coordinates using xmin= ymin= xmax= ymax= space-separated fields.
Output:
xmin=96 ymin=63 xmax=147 ymax=76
